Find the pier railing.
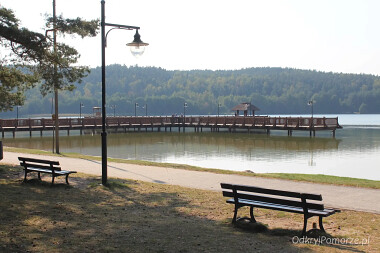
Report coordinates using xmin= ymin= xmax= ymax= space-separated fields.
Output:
xmin=1 ymin=116 xmax=341 ymax=138
xmin=0 ymin=116 xmax=341 ymax=129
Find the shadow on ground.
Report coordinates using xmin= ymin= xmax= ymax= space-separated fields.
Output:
xmin=0 ymin=164 xmax=368 ymax=252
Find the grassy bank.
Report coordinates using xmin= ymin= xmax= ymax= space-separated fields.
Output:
xmin=4 ymin=146 xmax=380 ymax=189
xmin=0 ymin=164 xmax=378 ymax=252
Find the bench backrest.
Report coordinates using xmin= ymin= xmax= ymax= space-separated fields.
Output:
xmin=221 ymin=183 xmax=324 ymax=211
xmin=18 ymin=157 xmax=61 ymax=171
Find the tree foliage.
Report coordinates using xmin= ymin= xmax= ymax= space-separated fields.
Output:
xmin=0 ymin=5 xmax=99 ymax=111
xmin=4 ymin=65 xmax=379 ymax=118
xmin=38 ymin=12 xmax=99 ymax=96
xmin=0 ymin=6 xmax=44 ymax=111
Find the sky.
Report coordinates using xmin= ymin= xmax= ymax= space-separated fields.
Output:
xmin=2 ymin=0 xmax=380 ymax=75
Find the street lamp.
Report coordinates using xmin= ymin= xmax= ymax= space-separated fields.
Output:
xmin=79 ymin=102 xmax=84 ymax=118
xmin=101 ymin=0 xmax=148 ymax=185
xmin=110 ymin=105 xmax=116 ymax=117
xmin=142 ymin=104 xmax=147 ymax=116
xmin=308 ymin=100 xmax=314 ymax=118
xmin=217 ymin=103 xmax=221 ymax=117
xmin=134 ymin=103 xmax=139 ymax=117
xmin=16 ymin=106 xmax=21 ymax=126
xmin=184 ymin=102 xmax=188 ymax=118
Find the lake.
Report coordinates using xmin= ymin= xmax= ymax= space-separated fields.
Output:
xmin=2 ymin=114 xmax=380 ymax=180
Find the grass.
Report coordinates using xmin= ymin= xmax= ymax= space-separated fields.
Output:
xmin=4 ymin=146 xmax=380 ymax=189
xmin=0 ymin=164 xmax=379 ymax=252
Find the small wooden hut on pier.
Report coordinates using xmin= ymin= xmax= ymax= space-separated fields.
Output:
xmin=231 ymin=102 xmax=260 ymax=116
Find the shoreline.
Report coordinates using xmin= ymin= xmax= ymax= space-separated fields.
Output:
xmin=2 ymin=149 xmax=380 ymax=213
xmin=2 ymin=146 xmax=380 ymax=190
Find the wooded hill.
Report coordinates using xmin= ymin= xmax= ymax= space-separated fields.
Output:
xmin=3 ymin=65 xmax=380 ymax=117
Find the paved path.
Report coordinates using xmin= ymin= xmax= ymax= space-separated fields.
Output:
xmin=2 ymin=151 xmax=380 ymax=213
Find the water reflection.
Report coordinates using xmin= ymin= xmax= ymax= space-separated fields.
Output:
xmin=2 ymin=131 xmax=341 ymax=157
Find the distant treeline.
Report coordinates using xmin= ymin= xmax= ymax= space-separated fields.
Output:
xmin=2 ymin=65 xmax=380 ymax=118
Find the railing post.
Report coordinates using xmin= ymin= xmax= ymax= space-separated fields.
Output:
xmin=0 ymin=140 xmax=3 ymax=160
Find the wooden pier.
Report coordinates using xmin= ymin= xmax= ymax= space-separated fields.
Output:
xmin=0 ymin=116 xmax=342 ymax=138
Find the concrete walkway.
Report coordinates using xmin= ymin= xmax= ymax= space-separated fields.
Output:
xmin=2 ymin=151 xmax=380 ymax=213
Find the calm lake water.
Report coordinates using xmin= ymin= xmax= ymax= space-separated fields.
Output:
xmin=2 ymin=114 xmax=380 ymax=180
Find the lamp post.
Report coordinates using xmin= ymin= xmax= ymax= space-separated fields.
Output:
xmin=142 ymin=104 xmax=147 ymax=116
xmin=101 ymin=0 xmax=148 ymax=185
xmin=184 ymin=102 xmax=188 ymax=118
xmin=134 ymin=103 xmax=139 ymax=117
xmin=16 ymin=106 xmax=21 ymax=126
xmin=16 ymin=105 xmax=21 ymax=119
xmin=308 ymin=100 xmax=314 ymax=118
xmin=79 ymin=102 xmax=84 ymax=118
xmin=110 ymin=105 xmax=116 ymax=117
xmin=217 ymin=103 xmax=221 ymax=117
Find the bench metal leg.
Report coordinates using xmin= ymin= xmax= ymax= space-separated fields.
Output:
xmin=51 ymin=175 xmax=55 ymax=185
xmin=302 ymin=215 xmax=308 ymax=236
xmin=249 ymin=206 xmax=257 ymax=223
xmin=38 ymin=172 xmax=41 ymax=180
xmin=66 ymin=174 xmax=70 ymax=184
xmin=319 ymin=216 xmax=325 ymax=233
xmin=23 ymin=169 xmax=28 ymax=182
xmin=232 ymin=204 xmax=238 ymax=223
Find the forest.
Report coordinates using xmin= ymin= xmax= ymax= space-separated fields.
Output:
xmin=2 ymin=65 xmax=380 ymax=118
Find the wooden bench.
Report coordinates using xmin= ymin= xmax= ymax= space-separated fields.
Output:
xmin=221 ymin=183 xmax=340 ymax=235
xmin=19 ymin=157 xmax=76 ymax=185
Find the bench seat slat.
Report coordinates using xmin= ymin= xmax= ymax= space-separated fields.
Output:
xmin=223 ymin=191 xmax=324 ymax=210
xmin=21 ymin=163 xmax=61 ymax=171
xmin=221 ymin=183 xmax=322 ymax=201
xmin=227 ymin=198 xmax=336 ymax=217
xmin=19 ymin=157 xmax=60 ymax=165
xmin=24 ymin=167 xmax=76 ymax=175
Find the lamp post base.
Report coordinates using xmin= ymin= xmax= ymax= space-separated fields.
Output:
xmin=101 ymin=131 xmax=107 ymax=185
